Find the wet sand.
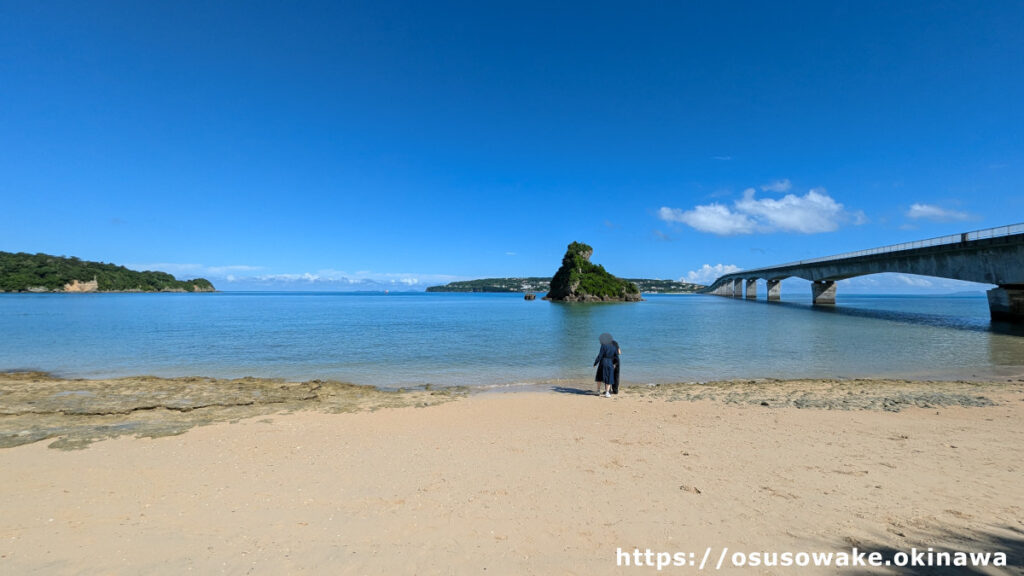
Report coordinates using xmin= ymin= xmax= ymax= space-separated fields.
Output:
xmin=1 ymin=375 xmax=1022 ymax=574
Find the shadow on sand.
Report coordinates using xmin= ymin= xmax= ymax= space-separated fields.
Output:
xmin=833 ymin=523 xmax=1023 ymax=575
xmin=549 ymin=385 xmax=599 ymax=396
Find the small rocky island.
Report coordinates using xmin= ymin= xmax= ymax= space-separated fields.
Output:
xmin=0 ymin=251 xmax=215 ymax=293
xmin=544 ymin=242 xmax=642 ymax=302
xmin=427 ymin=277 xmax=701 ymax=294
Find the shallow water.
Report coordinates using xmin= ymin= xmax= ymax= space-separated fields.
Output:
xmin=1 ymin=292 xmax=1022 ymax=388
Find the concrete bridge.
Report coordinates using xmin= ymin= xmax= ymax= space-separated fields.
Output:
xmin=702 ymin=223 xmax=1024 ymax=323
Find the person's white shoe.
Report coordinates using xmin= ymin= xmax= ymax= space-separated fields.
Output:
xmin=604 ymin=391 xmax=611 ymax=398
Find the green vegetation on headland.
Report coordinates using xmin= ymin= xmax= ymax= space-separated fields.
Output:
xmin=0 ymin=251 xmax=215 ymax=293
xmin=427 ymin=277 xmax=703 ymax=294
xmin=546 ymin=242 xmax=642 ymax=302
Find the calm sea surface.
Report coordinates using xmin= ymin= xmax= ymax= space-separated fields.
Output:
xmin=2 ymin=292 xmax=1023 ymax=389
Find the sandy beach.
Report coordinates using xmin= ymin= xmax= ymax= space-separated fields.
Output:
xmin=1 ymin=376 xmax=1023 ymax=575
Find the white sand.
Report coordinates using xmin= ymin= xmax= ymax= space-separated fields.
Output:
xmin=2 ymin=387 xmax=1022 ymax=574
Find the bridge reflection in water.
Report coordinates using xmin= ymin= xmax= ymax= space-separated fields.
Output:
xmin=702 ymin=223 xmax=1024 ymax=323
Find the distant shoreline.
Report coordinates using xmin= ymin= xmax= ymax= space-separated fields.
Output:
xmin=427 ymin=276 xmax=704 ymax=294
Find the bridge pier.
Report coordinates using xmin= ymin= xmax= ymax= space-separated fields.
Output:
xmin=988 ymin=286 xmax=1024 ymax=323
xmin=811 ymin=281 xmax=836 ymax=305
xmin=702 ymin=223 xmax=1024 ymax=323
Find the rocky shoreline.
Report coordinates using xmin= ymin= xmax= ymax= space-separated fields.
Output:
xmin=2 ymin=373 xmax=1021 ymax=450
xmin=0 ymin=372 xmax=466 ymax=450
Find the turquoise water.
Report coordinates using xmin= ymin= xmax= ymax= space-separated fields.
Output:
xmin=1 ymin=292 xmax=1023 ymax=388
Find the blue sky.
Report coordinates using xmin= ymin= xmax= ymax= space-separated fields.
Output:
xmin=2 ymin=1 xmax=1022 ymax=292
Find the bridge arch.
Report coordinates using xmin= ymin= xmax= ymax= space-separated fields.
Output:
xmin=702 ymin=223 xmax=1024 ymax=322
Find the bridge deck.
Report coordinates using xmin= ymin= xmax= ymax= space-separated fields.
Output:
xmin=702 ymin=223 xmax=1024 ymax=322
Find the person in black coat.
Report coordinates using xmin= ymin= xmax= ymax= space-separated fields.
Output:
xmin=594 ymin=339 xmax=622 ymax=394
xmin=593 ymin=333 xmax=619 ymax=398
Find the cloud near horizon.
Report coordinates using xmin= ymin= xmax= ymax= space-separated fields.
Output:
xmin=906 ymin=203 xmax=972 ymax=222
xmin=683 ymin=263 xmax=741 ymax=284
xmin=842 ymin=273 xmax=987 ymax=293
xmin=659 ymin=187 xmax=865 ymax=236
xmin=231 ymin=268 xmax=461 ymax=289
xmin=129 ymin=263 xmax=461 ymax=290
xmin=127 ymin=263 xmax=264 ymax=277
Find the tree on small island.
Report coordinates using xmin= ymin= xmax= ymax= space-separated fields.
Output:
xmin=544 ymin=242 xmax=642 ymax=302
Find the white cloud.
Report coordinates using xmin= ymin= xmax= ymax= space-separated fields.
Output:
xmin=760 ymin=179 xmax=792 ymax=193
xmin=906 ymin=203 xmax=971 ymax=222
xmin=127 ymin=263 xmax=263 ymax=277
xmin=658 ymin=204 xmax=756 ymax=235
xmin=253 ymin=272 xmax=322 ymax=283
xmin=842 ymin=273 xmax=987 ymax=294
xmin=659 ymin=187 xmax=861 ymax=236
xmin=131 ymin=263 xmax=461 ymax=291
xmin=242 ymin=269 xmax=455 ymax=284
xmin=894 ymin=274 xmax=934 ymax=287
xmin=683 ymin=263 xmax=741 ymax=284
xmin=735 ymin=187 xmax=847 ymax=233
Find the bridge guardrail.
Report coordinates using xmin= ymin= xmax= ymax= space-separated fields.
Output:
xmin=738 ymin=222 xmax=1024 ymax=275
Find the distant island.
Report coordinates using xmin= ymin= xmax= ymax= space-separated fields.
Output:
xmin=428 ymin=277 xmax=702 ymax=294
xmin=427 ymin=242 xmax=703 ymax=298
xmin=0 ymin=252 xmax=215 ymax=293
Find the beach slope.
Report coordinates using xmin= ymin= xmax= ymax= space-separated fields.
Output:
xmin=1 ymin=380 xmax=1022 ymax=574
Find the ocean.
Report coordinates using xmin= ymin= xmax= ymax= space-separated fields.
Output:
xmin=1 ymin=292 xmax=1023 ymax=389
